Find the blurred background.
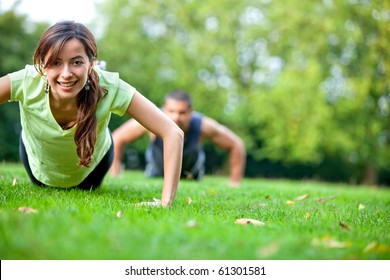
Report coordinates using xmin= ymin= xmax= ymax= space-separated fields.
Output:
xmin=1 ymin=0 xmax=389 ymax=187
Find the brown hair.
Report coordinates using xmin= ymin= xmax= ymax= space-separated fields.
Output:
xmin=33 ymin=21 xmax=107 ymax=167
xmin=165 ymin=90 xmax=193 ymax=108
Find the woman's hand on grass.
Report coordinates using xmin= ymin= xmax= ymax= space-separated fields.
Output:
xmin=135 ymin=198 xmax=162 ymax=207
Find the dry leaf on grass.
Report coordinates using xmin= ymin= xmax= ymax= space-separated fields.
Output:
xmin=339 ymin=221 xmax=352 ymax=231
xmin=207 ymin=189 xmax=218 ymax=196
xmin=18 ymin=207 xmax=38 ymax=214
xmin=295 ymin=194 xmax=309 ymax=201
xmin=363 ymin=241 xmax=390 ymax=253
xmin=305 ymin=213 xmax=311 ymax=220
xmin=256 ymin=242 xmax=280 ymax=258
xmin=286 ymin=194 xmax=309 ymax=205
xmin=235 ymin=218 xmax=265 ymax=226
xmin=312 ymin=235 xmax=350 ymax=249
xmin=315 ymin=195 xmax=337 ymax=203
xmin=116 ymin=210 xmax=123 ymax=218
xmin=256 ymin=202 xmax=267 ymax=208
xmin=186 ymin=219 xmax=198 ymax=228
xmin=188 ymin=197 xmax=193 ymax=205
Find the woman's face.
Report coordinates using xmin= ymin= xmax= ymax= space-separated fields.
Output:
xmin=44 ymin=38 xmax=92 ymax=101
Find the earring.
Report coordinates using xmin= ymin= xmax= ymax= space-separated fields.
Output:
xmin=84 ymin=77 xmax=90 ymax=91
xmin=44 ymin=81 xmax=50 ymax=94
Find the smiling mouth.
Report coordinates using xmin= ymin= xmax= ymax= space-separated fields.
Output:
xmin=58 ymin=81 xmax=77 ymax=87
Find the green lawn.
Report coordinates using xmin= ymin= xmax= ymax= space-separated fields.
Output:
xmin=0 ymin=162 xmax=389 ymax=260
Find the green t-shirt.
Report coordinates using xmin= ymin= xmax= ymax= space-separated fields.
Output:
xmin=8 ymin=65 xmax=135 ymax=187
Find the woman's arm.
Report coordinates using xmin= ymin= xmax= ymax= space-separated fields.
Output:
xmin=126 ymin=91 xmax=184 ymax=206
xmin=0 ymin=75 xmax=11 ymax=104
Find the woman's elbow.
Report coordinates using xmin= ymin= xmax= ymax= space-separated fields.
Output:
xmin=167 ymin=124 xmax=184 ymax=144
xmin=175 ymin=125 xmax=185 ymax=143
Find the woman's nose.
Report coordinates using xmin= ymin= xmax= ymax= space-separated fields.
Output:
xmin=61 ymin=65 xmax=73 ymax=78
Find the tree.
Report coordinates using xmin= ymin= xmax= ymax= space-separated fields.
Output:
xmin=94 ymin=0 xmax=390 ymax=184
xmin=245 ymin=0 xmax=390 ymax=185
xmin=0 ymin=7 xmax=48 ymax=161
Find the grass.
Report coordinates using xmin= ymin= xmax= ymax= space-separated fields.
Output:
xmin=0 ymin=162 xmax=389 ymax=260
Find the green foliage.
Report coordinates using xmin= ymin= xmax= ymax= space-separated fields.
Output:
xmin=1 ymin=1 xmax=390 ymax=184
xmin=97 ymin=0 xmax=249 ymax=120
xmin=1 ymin=163 xmax=389 ymax=260
xmin=94 ymin=0 xmax=390 ymax=184
xmin=317 ymin=0 xmax=390 ymax=176
xmin=0 ymin=10 xmax=47 ymax=75
xmin=0 ymin=10 xmax=48 ymax=161
xmin=246 ymin=60 xmax=330 ymax=163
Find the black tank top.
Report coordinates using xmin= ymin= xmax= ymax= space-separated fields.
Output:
xmin=146 ymin=112 xmax=203 ymax=175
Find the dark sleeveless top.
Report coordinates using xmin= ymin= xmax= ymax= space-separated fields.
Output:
xmin=145 ymin=112 xmax=203 ymax=177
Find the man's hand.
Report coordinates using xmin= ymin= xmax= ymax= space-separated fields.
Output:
xmin=229 ymin=181 xmax=240 ymax=187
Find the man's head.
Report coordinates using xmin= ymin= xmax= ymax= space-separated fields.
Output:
xmin=163 ymin=90 xmax=193 ymax=131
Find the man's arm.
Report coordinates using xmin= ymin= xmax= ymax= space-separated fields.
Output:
xmin=110 ymin=116 xmax=148 ymax=176
xmin=201 ymin=117 xmax=246 ymax=186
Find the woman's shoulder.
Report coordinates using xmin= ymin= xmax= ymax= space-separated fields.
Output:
xmin=8 ymin=65 xmax=44 ymax=103
xmin=95 ymin=66 xmax=136 ymax=95
xmin=9 ymin=65 xmax=40 ymax=80
xmin=95 ymin=66 xmax=120 ymax=87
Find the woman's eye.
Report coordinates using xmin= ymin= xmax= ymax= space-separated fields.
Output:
xmin=73 ymin=60 xmax=84 ymax=65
